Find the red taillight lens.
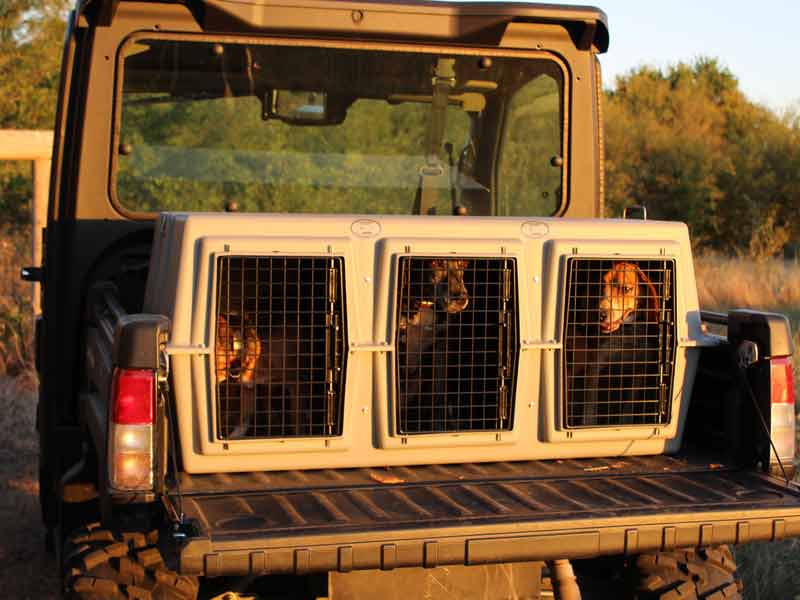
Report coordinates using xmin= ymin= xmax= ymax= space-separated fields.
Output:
xmin=112 ymin=368 xmax=155 ymax=424
xmin=109 ymin=368 xmax=155 ymax=491
xmin=771 ymin=357 xmax=796 ymax=406
xmin=769 ymin=356 xmax=796 ymax=466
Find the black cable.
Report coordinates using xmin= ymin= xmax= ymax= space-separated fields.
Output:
xmin=160 ymin=375 xmax=184 ymax=523
xmin=735 ymin=364 xmax=791 ymax=486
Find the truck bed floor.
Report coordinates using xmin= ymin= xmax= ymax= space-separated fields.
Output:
xmin=168 ymin=453 xmax=800 ymax=576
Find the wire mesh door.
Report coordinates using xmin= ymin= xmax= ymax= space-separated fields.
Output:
xmin=562 ymin=258 xmax=676 ymax=427
xmin=214 ymin=256 xmax=346 ymax=439
xmin=395 ymin=257 xmax=517 ymax=434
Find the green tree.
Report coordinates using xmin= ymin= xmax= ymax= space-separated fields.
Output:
xmin=604 ymin=58 xmax=799 ymax=258
xmin=0 ymin=0 xmax=67 ymax=227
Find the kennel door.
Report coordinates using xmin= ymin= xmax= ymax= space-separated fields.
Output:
xmin=394 ymin=256 xmax=519 ymax=435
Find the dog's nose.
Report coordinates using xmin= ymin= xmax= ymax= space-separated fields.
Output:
xmin=598 ymin=310 xmax=608 ymax=322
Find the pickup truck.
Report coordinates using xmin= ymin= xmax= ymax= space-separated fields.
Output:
xmin=34 ymin=0 xmax=798 ymax=598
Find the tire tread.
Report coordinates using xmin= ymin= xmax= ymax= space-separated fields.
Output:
xmin=632 ymin=545 xmax=743 ymax=600
xmin=63 ymin=524 xmax=198 ymax=600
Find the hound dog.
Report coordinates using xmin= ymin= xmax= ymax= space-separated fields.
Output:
xmin=215 ymin=313 xmax=304 ymax=438
xmin=398 ymin=259 xmax=470 ymax=431
xmin=569 ymin=262 xmax=660 ymax=425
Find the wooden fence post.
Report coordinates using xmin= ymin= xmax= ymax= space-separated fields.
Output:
xmin=0 ymin=129 xmax=55 ymax=315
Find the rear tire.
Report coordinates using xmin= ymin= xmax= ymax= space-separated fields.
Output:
xmin=62 ymin=523 xmax=199 ymax=599
xmin=631 ymin=546 xmax=743 ymax=599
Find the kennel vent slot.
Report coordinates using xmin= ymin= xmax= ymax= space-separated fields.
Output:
xmin=562 ymin=258 xmax=676 ymax=428
xmin=395 ymin=257 xmax=518 ymax=434
xmin=214 ymin=255 xmax=346 ymax=439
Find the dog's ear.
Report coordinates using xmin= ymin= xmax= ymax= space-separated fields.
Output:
xmin=635 ymin=266 xmax=659 ymax=322
xmin=217 ymin=314 xmax=228 ymax=338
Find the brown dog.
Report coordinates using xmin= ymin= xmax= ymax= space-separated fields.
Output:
xmin=397 ymin=258 xmax=471 ymax=432
xmin=567 ymin=261 xmax=661 ymax=426
xmin=427 ymin=258 xmax=470 ymax=314
xmin=598 ymin=262 xmax=658 ymax=333
xmin=215 ymin=314 xmax=303 ymax=438
xmin=215 ymin=314 xmax=258 ymax=385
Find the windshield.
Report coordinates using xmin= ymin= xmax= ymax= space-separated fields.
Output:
xmin=115 ymin=39 xmax=565 ymax=216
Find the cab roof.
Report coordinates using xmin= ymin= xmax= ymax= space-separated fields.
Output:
xmin=79 ymin=0 xmax=609 ymax=52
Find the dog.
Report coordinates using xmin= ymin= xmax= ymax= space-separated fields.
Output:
xmin=568 ymin=262 xmax=661 ymax=426
xmin=215 ymin=313 xmax=258 ymax=385
xmin=397 ymin=259 xmax=470 ymax=432
xmin=598 ymin=262 xmax=659 ymax=334
xmin=215 ymin=313 xmax=304 ymax=438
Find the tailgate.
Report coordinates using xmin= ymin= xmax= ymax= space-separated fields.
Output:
xmin=168 ymin=455 xmax=800 ymax=576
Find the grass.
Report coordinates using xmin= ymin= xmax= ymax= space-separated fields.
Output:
xmin=695 ymin=254 xmax=800 ymax=600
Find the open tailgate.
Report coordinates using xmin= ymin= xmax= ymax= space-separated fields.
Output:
xmin=168 ymin=455 xmax=800 ymax=576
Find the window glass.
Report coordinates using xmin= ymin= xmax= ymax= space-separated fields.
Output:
xmin=116 ymin=40 xmax=564 ymax=216
xmin=497 ymin=74 xmax=564 ymax=216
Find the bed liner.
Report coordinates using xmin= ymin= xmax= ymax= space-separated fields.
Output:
xmin=168 ymin=453 xmax=800 ymax=576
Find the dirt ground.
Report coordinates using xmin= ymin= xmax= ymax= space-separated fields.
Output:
xmin=0 ymin=377 xmax=60 ymax=599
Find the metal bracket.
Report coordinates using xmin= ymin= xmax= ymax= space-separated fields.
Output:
xmin=737 ymin=340 xmax=759 ymax=369
xmin=164 ymin=344 xmax=212 ymax=356
xmin=677 ymin=336 xmax=725 ymax=348
xmin=349 ymin=343 xmax=393 ymax=353
xmin=520 ymin=340 xmax=561 ymax=351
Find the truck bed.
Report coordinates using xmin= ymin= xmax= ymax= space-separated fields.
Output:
xmin=168 ymin=453 xmax=800 ymax=576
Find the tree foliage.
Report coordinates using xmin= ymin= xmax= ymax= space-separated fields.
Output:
xmin=604 ymin=58 xmax=800 ymax=258
xmin=0 ymin=0 xmax=67 ymax=226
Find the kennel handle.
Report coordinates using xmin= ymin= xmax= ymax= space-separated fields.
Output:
xmin=349 ymin=342 xmax=394 ymax=353
xmin=520 ymin=340 xmax=562 ymax=351
xmin=163 ymin=344 xmax=213 ymax=356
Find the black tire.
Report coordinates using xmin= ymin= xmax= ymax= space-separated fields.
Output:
xmin=62 ymin=523 xmax=199 ymax=600
xmin=631 ymin=546 xmax=743 ymax=600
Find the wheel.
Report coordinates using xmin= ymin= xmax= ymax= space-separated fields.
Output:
xmin=630 ymin=546 xmax=743 ymax=599
xmin=62 ymin=523 xmax=199 ymax=599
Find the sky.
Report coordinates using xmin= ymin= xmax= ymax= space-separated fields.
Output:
xmin=573 ymin=0 xmax=800 ymax=112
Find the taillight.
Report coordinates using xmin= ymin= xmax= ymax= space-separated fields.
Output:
xmin=769 ymin=356 xmax=796 ymax=467
xmin=109 ymin=368 xmax=155 ymax=491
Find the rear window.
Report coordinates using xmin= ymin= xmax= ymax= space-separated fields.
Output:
xmin=115 ymin=38 xmax=565 ymax=217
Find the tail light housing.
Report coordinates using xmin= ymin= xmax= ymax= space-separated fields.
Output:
xmin=108 ymin=368 xmax=155 ymax=491
xmin=770 ymin=356 xmax=796 ymax=469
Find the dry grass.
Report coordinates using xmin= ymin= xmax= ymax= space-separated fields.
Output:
xmin=695 ymin=254 xmax=800 ymax=600
xmin=695 ymin=253 xmax=800 ymax=392
xmin=695 ymin=254 xmax=800 ymax=314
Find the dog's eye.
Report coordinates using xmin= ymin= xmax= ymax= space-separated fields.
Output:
xmin=623 ymin=286 xmax=634 ymax=294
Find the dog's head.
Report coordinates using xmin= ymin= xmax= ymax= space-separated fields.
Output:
xmin=215 ymin=314 xmax=243 ymax=383
xmin=598 ymin=262 xmax=658 ymax=334
xmin=428 ymin=258 xmax=470 ymax=314
xmin=215 ymin=313 xmax=260 ymax=383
